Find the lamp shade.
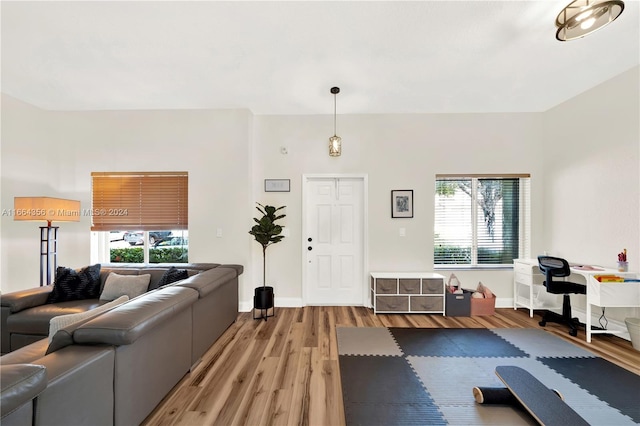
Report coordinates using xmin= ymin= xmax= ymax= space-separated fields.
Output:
xmin=14 ymin=197 xmax=81 ymax=225
xmin=556 ymin=0 xmax=624 ymax=41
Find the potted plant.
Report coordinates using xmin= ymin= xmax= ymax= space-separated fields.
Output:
xmin=249 ymin=203 xmax=285 ymax=320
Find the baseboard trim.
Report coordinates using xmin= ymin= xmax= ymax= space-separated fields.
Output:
xmin=239 ymin=297 xmax=303 ymax=312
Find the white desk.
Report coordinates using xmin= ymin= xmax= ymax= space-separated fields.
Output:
xmin=513 ymin=258 xmax=640 ymax=342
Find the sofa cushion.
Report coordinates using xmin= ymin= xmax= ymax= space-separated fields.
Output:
xmin=100 ymin=273 xmax=150 ymax=301
xmin=46 ymin=264 xmax=102 ymax=303
xmin=46 ymin=295 xmax=129 ymax=353
xmin=152 ymin=266 xmax=189 ymax=290
xmin=6 ymin=299 xmax=101 ymax=336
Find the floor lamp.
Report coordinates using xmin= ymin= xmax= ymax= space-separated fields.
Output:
xmin=13 ymin=197 xmax=81 ymax=286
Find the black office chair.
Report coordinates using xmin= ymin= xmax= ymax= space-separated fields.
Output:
xmin=537 ymin=256 xmax=586 ymax=337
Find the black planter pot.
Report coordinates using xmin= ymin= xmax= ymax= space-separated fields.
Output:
xmin=253 ymin=286 xmax=275 ymax=320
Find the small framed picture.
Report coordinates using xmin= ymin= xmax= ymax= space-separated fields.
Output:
xmin=391 ymin=190 xmax=413 ymax=218
xmin=265 ymin=179 xmax=290 ymax=192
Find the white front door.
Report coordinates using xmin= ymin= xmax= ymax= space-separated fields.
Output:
xmin=303 ymin=176 xmax=366 ymax=305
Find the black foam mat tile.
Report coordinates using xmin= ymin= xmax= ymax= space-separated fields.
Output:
xmin=339 ymin=355 xmax=435 ymax=404
xmin=344 ymin=402 xmax=446 ymax=426
xmin=539 ymin=356 xmax=640 ymax=423
xmin=339 ymin=354 xmax=447 ymax=425
xmin=389 ymin=328 xmax=528 ymax=358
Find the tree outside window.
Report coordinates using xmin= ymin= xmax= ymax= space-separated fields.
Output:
xmin=434 ymin=176 xmax=530 ymax=266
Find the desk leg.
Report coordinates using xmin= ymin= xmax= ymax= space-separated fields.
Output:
xmin=586 ymin=302 xmax=592 ymax=343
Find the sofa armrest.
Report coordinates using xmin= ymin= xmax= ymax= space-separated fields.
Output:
xmin=0 ymin=363 xmax=47 ymax=419
xmin=1 ymin=287 xmax=53 ymax=354
xmin=177 ymin=267 xmax=237 ymax=298
xmin=220 ymin=264 xmax=243 ymax=275
xmin=1 ymin=287 xmax=52 ymax=314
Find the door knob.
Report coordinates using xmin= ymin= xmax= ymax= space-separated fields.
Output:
xmin=308 ymin=246 xmax=312 ymax=251
xmin=308 ymin=237 xmax=313 ymax=242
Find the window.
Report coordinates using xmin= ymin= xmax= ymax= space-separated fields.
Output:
xmin=434 ymin=174 xmax=530 ymax=267
xmin=91 ymin=172 xmax=188 ymax=263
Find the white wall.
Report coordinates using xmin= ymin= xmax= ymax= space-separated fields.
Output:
xmin=2 ymin=67 xmax=637 ymax=317
xmin=1 ymin=97 xmax=254 ymax=299
xmin=1 ymin=95 xmax=61 ymax=291
xmin=542 ymin=66 xmax=640 ymax=322
xmin=253 ymin=112 xmax=546 ymax=306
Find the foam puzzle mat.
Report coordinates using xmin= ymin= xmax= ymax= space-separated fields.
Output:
xmin=337 ymin=327 xmax=640 ymax=425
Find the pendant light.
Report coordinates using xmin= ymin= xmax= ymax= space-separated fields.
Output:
xmin=556 ymin=0 xmax=624 ymax=41
xmin=329 ymin=87 xmax=341 ymax=157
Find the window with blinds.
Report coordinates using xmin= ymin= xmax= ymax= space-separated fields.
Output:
xmin=434 ymin=174 xmax=530 ymax=267
xmin=91 ymin=172 xmax=188 ymax=231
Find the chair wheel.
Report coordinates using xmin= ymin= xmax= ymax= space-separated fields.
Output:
xmin=569 ymin=329 xmax=578 ymax=337
xmin=539 ymin=320 xmax=546 ymax=327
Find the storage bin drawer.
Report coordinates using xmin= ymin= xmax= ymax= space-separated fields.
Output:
xmin=376 ymin=279 xmax=397 ymax=294
xmin=422 ymin=279 xmax=443 ymax=294
xmin=376 ymin=295 xmax=408 ymax=311
xmin=411 ymin=296 xmax=443 ymax=311
xmin=399 ymin=279 xmax=420 ymax=294
xmin=445 ymin=291 xmax=471 ymax=316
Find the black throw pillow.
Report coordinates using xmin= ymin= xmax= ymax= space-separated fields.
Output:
xmin=47 ymin=264 xmax=102 ymax=303
xmin=153 ymin=266 xmax=189 ymax=290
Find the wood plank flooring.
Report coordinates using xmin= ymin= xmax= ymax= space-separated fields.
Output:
xmin=143 ymin=307 xmax=640 ymax=426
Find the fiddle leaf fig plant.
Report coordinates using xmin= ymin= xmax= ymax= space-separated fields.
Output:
xmin=249 ymin=203 xmax=286 ymax=289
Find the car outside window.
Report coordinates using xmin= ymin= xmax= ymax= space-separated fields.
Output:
xmin=109 ymin=230 xmax=188 ymax=263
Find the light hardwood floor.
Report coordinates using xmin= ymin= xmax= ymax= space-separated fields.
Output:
xmin=143 ymin=307 xmax=640 ymax=426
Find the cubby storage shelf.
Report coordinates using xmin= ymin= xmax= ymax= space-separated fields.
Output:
xmin=370 ymin=272 xmax=445 ymax=314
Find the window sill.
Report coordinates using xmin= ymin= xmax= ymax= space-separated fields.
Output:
xmin=434 ymin=265 xmax=514 ymax=271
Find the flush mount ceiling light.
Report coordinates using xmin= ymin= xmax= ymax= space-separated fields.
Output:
xmin=329 ymin=87 xmax=341 ymax=157
xmin=556 ymin=0 xmax=624 ymax=41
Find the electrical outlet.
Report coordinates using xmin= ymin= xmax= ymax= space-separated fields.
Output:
xmin=399 ymin=228 xmax=406 ymax=237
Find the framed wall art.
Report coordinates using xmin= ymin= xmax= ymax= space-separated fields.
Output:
xmin=391 ymin=190 xmax=413 ymax=218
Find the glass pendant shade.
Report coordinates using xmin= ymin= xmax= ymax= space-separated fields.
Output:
xmin=329 ymin=86 xmax=341 ymax=157
xmin=556 ymin=0 xmax=624 ymax=41
xmin=329 ymin=135 xmax=342 ymax=157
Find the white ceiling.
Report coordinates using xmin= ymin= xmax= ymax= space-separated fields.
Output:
xmin=1 ymin=1 xmax=638 ymax=114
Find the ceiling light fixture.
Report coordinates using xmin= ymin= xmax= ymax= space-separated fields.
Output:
xmin=556 ymin=0 xmax=624 ymax=41
xmin=329 ymin=87 xmax=341 ymax=157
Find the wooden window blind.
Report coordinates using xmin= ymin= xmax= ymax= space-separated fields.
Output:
xmin=91 ymin=171 xmax=188 ymax=231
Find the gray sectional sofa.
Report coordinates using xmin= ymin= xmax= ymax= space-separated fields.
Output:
xmin=0 ymin=262 xmax=241 ymax=426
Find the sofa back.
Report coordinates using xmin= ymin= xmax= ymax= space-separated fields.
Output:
xmin=73 ymin=286 xmax=198 ymax=346
xmin=99 ymin=262 xmax=220 ymax=292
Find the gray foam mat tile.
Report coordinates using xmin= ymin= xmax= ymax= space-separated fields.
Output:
xmin=337 ymin=327 xmax=403 ymax=356
xmin=491 ymin=328 xmax=596 ymax=358
xmin=408 ymin=356 xmax=506 ymax=406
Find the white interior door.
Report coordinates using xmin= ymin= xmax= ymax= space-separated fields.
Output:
xmin=303 ymin=176 xmax=366 ymax=305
